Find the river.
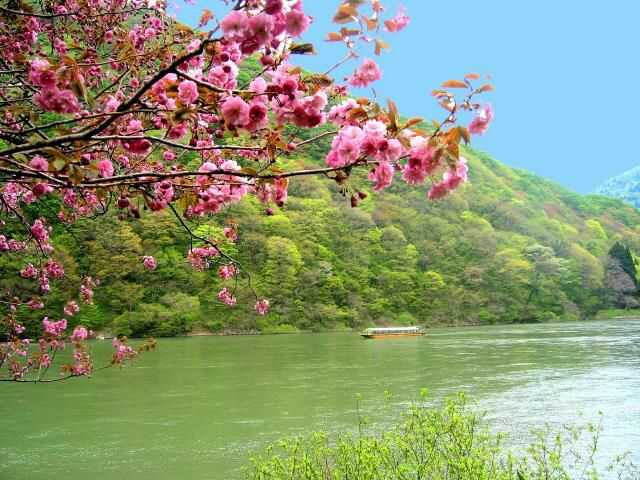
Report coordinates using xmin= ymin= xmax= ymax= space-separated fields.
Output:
xmin=1 ymin=320 xmax=639 ymax=479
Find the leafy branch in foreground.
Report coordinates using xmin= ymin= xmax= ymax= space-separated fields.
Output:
xmin=246 ymin=392 xmax=638 ymax=480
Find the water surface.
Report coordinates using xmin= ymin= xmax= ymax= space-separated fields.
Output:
xmin=1 ymin=320 xmax=639 ymax=479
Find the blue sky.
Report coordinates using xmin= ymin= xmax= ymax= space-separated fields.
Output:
xmin=178 ymin=1 xmax=640 ymax=193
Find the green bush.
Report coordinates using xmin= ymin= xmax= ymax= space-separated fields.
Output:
xmin=246 ymin=393 xmax=638 ymax=480
xmin=111 ymin=293 xmax=200 ymax=337
xmin=261 ymin=323 xmax=300 ymax=334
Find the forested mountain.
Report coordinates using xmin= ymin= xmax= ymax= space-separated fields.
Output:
xmin=3 ymin=135 xmax=640 ymax=338
xmin=596 ymin=166 xmax=640 ymax=207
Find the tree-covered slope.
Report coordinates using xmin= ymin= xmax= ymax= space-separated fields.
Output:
xmin=595 ymin=166 xmax=640 ymax=207
xmin=4 ymin=143 xmax=640 ymax=337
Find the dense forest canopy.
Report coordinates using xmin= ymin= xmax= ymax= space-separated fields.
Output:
xmin=4 ymin=137 xmax=639 ymax=338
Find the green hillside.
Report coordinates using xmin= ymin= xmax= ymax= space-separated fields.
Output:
xmin=3 ymin=140 xmax=640 ymax=337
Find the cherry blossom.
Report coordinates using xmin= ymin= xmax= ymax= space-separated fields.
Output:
xmin=143 ymin=256 xmax=158 ymax=271
xmin=70 ymin=326 xmax=89 ymax=342
xmin=384 ymin=7 xmax=410 ymax=32
xmin=0 ymin=0 xmax=491 ymax=383
xmin=348 ymin=59 xmax=383 ymax=88
xmin=178 ymin=80 xmax=199 ymax=105
xmin=468 ymin=104 xmax=494 ymax=135
xmin=217 ymin=287 xmax=237 ymax=306
xmin=254 ymin=299 xmax=270 ymax=316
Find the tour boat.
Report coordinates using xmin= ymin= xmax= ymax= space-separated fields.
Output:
xmin=360 ymin=326 xmax=425 ymax=339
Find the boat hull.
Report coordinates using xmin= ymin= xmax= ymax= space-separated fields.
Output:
xmin=361 ymin=333 xmax=425 ymax=339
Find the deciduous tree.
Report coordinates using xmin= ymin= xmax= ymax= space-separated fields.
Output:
xmin=0 ymin=0 xmax=493 ymax=381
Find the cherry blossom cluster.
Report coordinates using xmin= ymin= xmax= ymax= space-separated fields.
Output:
xmin=0 ymin=0 xmax=492 ymax=381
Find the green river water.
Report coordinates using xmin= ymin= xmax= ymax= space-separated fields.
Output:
xmin=1 ymin=320 xmax=639 ymax=479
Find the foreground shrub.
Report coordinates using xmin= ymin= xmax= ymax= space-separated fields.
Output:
xmin=246 ymin=393 xmax=637 ymax=479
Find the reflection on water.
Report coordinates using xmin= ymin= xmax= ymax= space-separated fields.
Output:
xmin=1 ymin=320 xmax=639 ymax=479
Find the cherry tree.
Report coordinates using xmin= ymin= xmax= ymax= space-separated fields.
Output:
xmin=0 ymin=0 xmax=493 ymax=382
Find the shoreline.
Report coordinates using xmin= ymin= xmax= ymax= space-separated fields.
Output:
xmin=144 ymin=316 xmax=640 ymax=339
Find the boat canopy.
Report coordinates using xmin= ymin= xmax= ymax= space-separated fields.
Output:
xmin=363 ymin=326 xmax=422 ymax=334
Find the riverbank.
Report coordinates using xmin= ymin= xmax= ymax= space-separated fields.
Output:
xmin=593 ymin=308 xmax=640 ymax=320
xmin=121 ymin=315 xmax=640 ymax=339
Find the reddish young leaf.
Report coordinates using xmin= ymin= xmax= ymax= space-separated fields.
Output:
xmin=374 ymin=39 xmax=390 ymax=56
xmin=431 ymin=89 xmax=450 ymax=98
xmin=363 ymin=16 xmax=378 ymax=31
xmin=198 ymin=9 xmax=214 ymax=27
xmin=404 ymin=117 xmax=424 ymax=128
xmin=441 ymin=80 xmax=468 ymax=89
xmin=339 ymin=27 xmax=361 ymax=37
xmin=333 ymin=5 xmax=358 ymax=24
xmin=476 ymin=83 xmax=495 ymax=93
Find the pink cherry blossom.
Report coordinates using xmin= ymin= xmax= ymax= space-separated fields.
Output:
xmin=217 ymin=287 xmax=237 ymax=306
xmin=42 ymin=317 xmax=67 ymax=336
xmin=218 ymin=264 xmax=237 ymax=280
xmin=26 ymin=298 xmax=44 ymax=310
xmin=44 ymin=259 xmax=64 ymax=279
xmin=29 ymin=59 xmax=56 ymax=88
xmin=97 ymin=159 xmax=114 ymax=178
xmin=220 ymin=10 xmax=248 ymax=40
xmin=40 ymin=354 xmax=51 ymax=368
xmin=177 ymin=80 xmax=199 ymax=105
xmin=368 ymin=161 xmax=395 ymax=191
xmin=221 ymin=96 xmax=250 ymax=128
xmin=29 ymin=155 xmax=49 ymax=171
xmin=443 ymin=158 xmax=469 ymax=191
xmin=20 ymin=264 xmax=38 ymax=279
xmin=254 ymin=299 xmax=270 ymax=315
xmin=427 ymin=181 xmax=450 ymax=200
xmin=265 ymin=0 xmax=284 ymax=15
xmin=80 ymin=277 xmax=98 ymax=304
xmin=34 ymin=88 xmax=80 ymax=114
xmin=112 ymin=337 xmax=137 ymax=364
xmin=402 ymin=164 xmax=427 ymax=185
xmin=348 ymin=59 xmax=382 ymax=88
xmin=248 ymin=14 xmax=274 ymax=46
xmin=384 ymin=7 xmax=410 ymax=32
xmin=121 ymin=119 xmax=152 ymax=155
xmin=223 ymin=227 xmax=237 ymax=242
xmin=104 ymin=95 xmax=120 ymax=112
xmin=64 ymin=300 xmax=80 ymax=317
xmin=30 ymin=218 xmax=50 ymax=243
xmin=0 ymin=1 xmax=497 ymax=383
xmin=468 ymin=103 xmax=493 ymax=135
xmin=285 ymin=9 xmax=311 ymax=37
xmin=374 ymin=138 xmax=403 ymax=162
xmin=187 ymin=246 xmax=219 ymax=270
xmin=142 ymin=255 xmax=157 ymax=271
xmin=271 ymin=177 xmax=287 ymax=206
xmin=71 ymin=326 xmax=89 ymax=342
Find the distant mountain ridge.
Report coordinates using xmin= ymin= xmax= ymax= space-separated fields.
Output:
xmin=595 ymin=166 xmax=640 ymax=207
